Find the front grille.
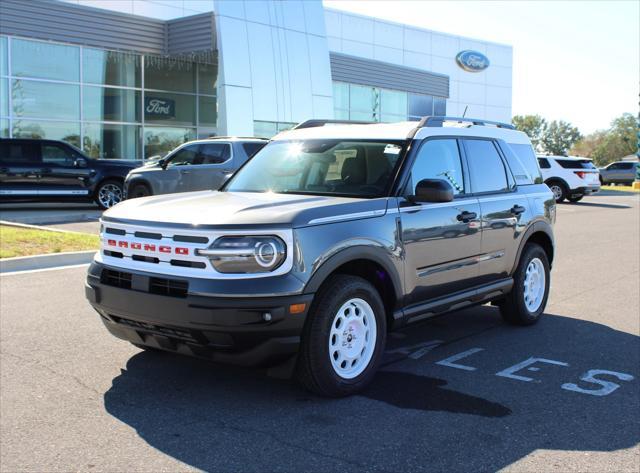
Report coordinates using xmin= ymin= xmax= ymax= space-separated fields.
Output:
xmin=149 ymin=277 xmax=188 ymax=298
xmin=170 ymin=259 xmax=206 ymax=268
xmin=132 ymin=255 xmax=159 ymax=264
xmin=134 ymin=231 xmax=162 ymax=240
xmin=113 ymin=316 xmax=199 ymax=344
xmin=101 ymin=269 xmax=132 ymax=289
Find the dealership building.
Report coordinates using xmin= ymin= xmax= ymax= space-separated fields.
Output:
xmin=0 ymin=0 xmax=513 ymax=160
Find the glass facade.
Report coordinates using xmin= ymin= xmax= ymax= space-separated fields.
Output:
xmin=253 ymin=121 xmax=297 ymax=138
xmin=333 ymin=81 xmax=446 ymax=122
xmin=0 ymin=35 xmax=218 ymax=160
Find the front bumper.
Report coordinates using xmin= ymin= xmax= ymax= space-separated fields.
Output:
xmin=86 ymin=262 xmax=313 ymax=367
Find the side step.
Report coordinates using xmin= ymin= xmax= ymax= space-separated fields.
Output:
xmin=394 ymin=278 xmax=513 ymax=326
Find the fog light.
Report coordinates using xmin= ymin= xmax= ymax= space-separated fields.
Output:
xmin=263 ymin=312 xmax=272 ymax=322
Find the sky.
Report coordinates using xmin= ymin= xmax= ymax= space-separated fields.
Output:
xmin=323 ymin=0 xmax=639 ymax=134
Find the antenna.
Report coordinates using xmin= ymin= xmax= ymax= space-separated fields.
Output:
xmin=462 ymin=105 xmax=469 ymax=118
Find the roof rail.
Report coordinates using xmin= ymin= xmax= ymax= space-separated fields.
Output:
xmin=416 ymin=116 xmax=515 ymax=130
xmin=293 ymin=119 xmax=375 ymax=130
xmin=206 ymin=136 xmax=268 ymax=140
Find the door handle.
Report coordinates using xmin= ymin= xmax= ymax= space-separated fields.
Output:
xmin=457 ymin=211 xmax=477 ymax=223
xmin=510 ymin=205 xmax=526 ymax=215
xmin=41 ymin=168 xmax=52 ymax=174
xmin=180 ymin=170 xmax=191 ymax=174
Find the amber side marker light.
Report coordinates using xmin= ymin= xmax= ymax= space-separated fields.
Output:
xmin=289 ymin=303 xmax=306 ymax=314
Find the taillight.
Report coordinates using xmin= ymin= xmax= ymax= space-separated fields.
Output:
xmin=575 ymin=171 xmax=587 ymax=179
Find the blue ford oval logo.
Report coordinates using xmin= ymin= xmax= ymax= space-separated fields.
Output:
xmin=456 ymin=50 xmax=490 ymax=72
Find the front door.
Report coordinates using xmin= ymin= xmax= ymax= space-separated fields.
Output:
xmin=38 ymin=141 xmax=92 ymax=198
xmin=400 ymin=138 xmax=482 ymax=306
xmin=462 ymin=138 xmax=529 ymax=284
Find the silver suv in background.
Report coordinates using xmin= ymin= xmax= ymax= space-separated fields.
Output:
xmin=598 ymin=161 xmax=639 ymax=186
xmin=124 ymin=137 xmax=267 ymax=199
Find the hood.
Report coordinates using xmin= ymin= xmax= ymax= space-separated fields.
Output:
xmin=93 ymin=159 xmax=141 ymax=168
xmin=103 ymin=191 xmax=389 ymax=228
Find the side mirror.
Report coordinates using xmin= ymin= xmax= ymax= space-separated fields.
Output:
xmin=73 ymin=158 xmax=87 ymax=168
xmin=158 ymin=158 xmax=168 ymax=169
xmin=410 ymin=179 xmax=454 ymax=203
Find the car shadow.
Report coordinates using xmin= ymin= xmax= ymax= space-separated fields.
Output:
xmin=561 ymin=201 xmax=632 ymax=209
xmin=103 ymin=307 xmax=639 ymax=472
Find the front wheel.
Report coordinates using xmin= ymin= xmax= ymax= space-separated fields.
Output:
xmin=296 ymin=275 xmax=386 ymax=397
xmin=95 ymin=180 xmax=124 ymax=209
xmin=129 ymin=183 xmax=151 ymax=199
xmin=499 ymin=243 xmax=550 ymax=326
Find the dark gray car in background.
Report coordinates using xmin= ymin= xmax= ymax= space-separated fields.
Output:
xmin=598 ymin=161 xmax=639 ymax=185
xmin=124 ymin=137 xmax=267 ymax=198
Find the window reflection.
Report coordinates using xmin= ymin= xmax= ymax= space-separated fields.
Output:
xmin=12 ymin=80 xmax=79 ymax=120
xmin=84 ymin=86 xmax=140 ymax=123
xmin=83 ymin=48 xmax=141 ymax=88
xmin=84 ymin=123 xmax=141 ymax=160
xmin=12 ymin=120 xmax=80 ymax=148
xmin=11 ymin=38 xmax=79 ymax=82
xmin=145 ymin=56 xmax=195 ymax=93
xmin=144 ymin=126 xmax=195 ymax=159
xmin=0 ymin=36 xmax=7 ymax=76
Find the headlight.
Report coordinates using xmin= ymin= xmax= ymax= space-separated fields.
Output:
xmin=196 ymin=236 xmax=286 ymax=273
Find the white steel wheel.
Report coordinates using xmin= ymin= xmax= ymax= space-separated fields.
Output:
xmin=523 ymin=257 xmax=546 ymax=312
xmin=328 ymin=298 xmax=377 ymax=379
xmin=97 ymin=182 xmax=123 ymax=208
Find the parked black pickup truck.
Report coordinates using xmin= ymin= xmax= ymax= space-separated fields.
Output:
xmin=0 ymin=138 xmax=140 ymax=209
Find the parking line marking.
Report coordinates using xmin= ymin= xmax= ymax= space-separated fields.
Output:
xmin=0 ymin=263 xmax=90 ymax=276
xmin=435 ymin=348 xmax=484 ymax=371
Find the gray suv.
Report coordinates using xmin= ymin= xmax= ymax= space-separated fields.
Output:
xmin=86 ymin=117 xmax=555 ymax=397
xmin=124 ymin=137 xmax=267 ymax=198
xmin=598 ymin=161 xmax=639 ymax=185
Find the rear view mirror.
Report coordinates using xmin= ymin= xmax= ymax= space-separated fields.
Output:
xmin=410 ymin=179 xmax=454 ymax=203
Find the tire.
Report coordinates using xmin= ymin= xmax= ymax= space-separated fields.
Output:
xmin=567 ymin=194 xmax=583 ymax=203
xmin=95 ymin=179 xmax=124 ymax=209
xmin=599 ymin=176 xmax=605 ymax=185
xmin=499 ymin=243 xmax=550 ymax=326
xmin=129 ymin=183 xmax=152 ymax=199
xmin=547 ymin=181 xmax=567 ymax=203
xmin=296 ymin=274 xmax=387 ymax=397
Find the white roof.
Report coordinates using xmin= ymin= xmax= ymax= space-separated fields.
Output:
xmin=538 ymin=155 xmax=592 ymax=161
xmin=274 ymin=120 xmax=531 ymax=145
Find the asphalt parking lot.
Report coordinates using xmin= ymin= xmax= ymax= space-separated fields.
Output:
xmin=1 ymin=191 xmax=638 ymax=473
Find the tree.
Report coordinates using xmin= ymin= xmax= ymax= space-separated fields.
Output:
xmin=512 ymin=115 xmax=547 ymax=151
xmin=570 ymin=113 xmax=639 ymax=166
xmin=540 ymin=120 xmax=581 ymax=156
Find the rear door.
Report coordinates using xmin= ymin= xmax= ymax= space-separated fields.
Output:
xmin=0 ymin=140 xmax=41 ymax=197
xmin=462 ymin=138 xmax=529 ymax=284
xmin=38 ymin=141 xmax=92 ymax=198
xmin=175 ymin=142 xmax=232 ymax=192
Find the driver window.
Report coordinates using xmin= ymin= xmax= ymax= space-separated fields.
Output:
xmin=407 ymin=139 xmax=465 ymax=196
xmin=42 ymin=143 xmax=76 ymax=166
xmin=168 ymin=145 xmax=199 ymax=166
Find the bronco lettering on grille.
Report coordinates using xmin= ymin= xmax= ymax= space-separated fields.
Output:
xmin=106 ymin=239 xmax=189 ymax=255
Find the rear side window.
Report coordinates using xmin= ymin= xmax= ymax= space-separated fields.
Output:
xmin=0 ymin=141 xmax=39 ymax=163
xmin=502 ymin=143 xmax=543 ymax=185
xmin=556 ymin=159 xmax=594 ymax=169
xmin=242 ymin=142 xmax=267 ymax=158
xmin=538 ymin=158 xmax=551 ymax=169
xmin=463 ymin=139 xmax=510 ymax=193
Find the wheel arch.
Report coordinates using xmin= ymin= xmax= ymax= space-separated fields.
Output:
xmin=545 ymin=177 xmax=570 ymax=191
xmin=127 ymin=177 xmax=153 ymax=195
xmin=511 ymin=221 xmax=555 ymax=274
xmin=304 ymin=246 xmax=403 ymax=328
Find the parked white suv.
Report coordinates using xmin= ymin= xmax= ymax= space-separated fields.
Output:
xmin=537 ymin=155 xmax=600 ymax=203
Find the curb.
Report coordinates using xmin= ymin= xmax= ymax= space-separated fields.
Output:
xmin=0 ymin=212 xmax=100 ymax=225
xmin=0 ymin=220 xmax=93 ymax=235
xmin=0 ymin=251 xmax=96 ymax=273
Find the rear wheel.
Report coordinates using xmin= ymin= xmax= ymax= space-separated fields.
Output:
xmin=547 ymin=181 xmax=567 ymax=203
xmin=296 ymin=274 xmax=386 ymax=397
xmin=499 ymin=243 xmax=550 ymax=326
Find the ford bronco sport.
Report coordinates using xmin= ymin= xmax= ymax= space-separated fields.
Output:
xmin=85 ymin=117 xmax=555 ymax=397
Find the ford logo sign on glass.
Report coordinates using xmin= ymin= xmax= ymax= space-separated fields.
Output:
xmin=456 ymin=50 xmax=490 ymax=72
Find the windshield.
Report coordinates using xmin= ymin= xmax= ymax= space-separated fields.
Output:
xmin=224 ymin=139 xmax=405 ymax=198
